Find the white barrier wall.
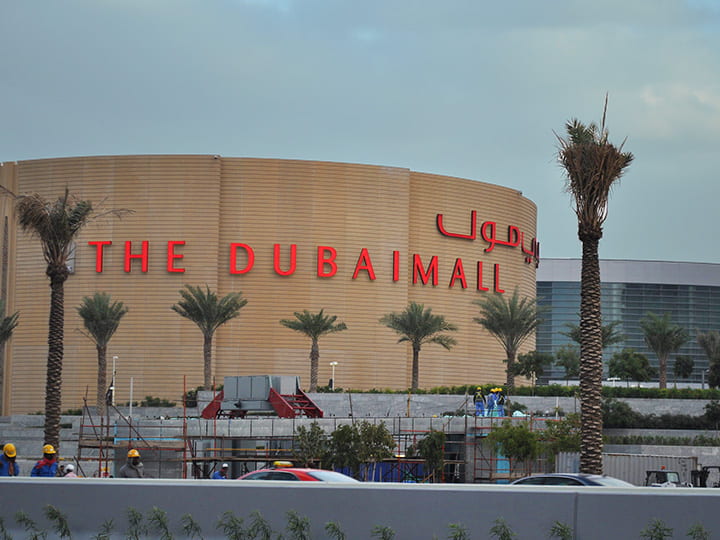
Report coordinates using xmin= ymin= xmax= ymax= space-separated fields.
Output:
xmin=2 ymin=478 xmax=720 ymax=539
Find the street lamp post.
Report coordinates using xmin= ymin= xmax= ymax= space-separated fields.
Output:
xmin=111 ymin=355 xmax=118 ymax=407
xmin=329 ymin=361 xmax=338 ymax=390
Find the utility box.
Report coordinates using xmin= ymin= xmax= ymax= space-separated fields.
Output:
xmin=202 ymin=375 xmax=321 ymax=419
xmin=221 ymin=375 xmax=301 ymax=413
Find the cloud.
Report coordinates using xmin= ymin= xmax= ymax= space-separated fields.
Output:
xmin=634 ymin=84 xmax=720 ymax=140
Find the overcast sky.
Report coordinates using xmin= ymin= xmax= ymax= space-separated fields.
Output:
xmin=1 ymin=1 xmax=719 ymax=264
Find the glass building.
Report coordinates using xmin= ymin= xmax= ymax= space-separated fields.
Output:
xmin=536 ymin=259 xmax=720 ymax=385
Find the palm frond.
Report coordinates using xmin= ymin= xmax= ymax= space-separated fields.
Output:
xmin=171 ymin=284 xmax=248 ymax=336
xmin=380 ymin=303 xmax=458 ymax=349
xmin=473 ymin=288 xmax=547 ymax=357
xmin=556 ymin=99 xmax=633 ymax=236
xmin=76 ymin=292 xmax=128 ymax=347
xmin=280 ymin=309 xmax=348 ymax=339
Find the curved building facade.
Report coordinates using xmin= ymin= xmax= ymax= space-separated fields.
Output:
xmin=0 ymin=156 xmax=539 ymax=413
xmin=537 ymin=258 xmax=720 ymax=384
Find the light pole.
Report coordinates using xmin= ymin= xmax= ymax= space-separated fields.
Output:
xmin=329 ymin=361 xmax=338 ymax=390
xmin=111 ymin=355 xmax=118 ymax=407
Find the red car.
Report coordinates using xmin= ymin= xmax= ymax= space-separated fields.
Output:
xmin=238 ymin=465 xmax=358 ymax=483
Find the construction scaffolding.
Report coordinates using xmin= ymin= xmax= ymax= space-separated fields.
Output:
xmin=77 ymin=401 xmax=187 ymax=479
xmin=75 ymin=402 xmax=555 ymax=483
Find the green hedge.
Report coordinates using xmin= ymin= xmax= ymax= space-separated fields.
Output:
xmin=342 ymin=385 xmax=720 ymax=400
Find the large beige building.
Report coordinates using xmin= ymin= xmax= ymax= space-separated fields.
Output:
xmin=0 ymin=156 xmax=539 ymax=414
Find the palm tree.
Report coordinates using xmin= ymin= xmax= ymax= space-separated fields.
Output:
xmin=171 ymin=285 xmax=248 ymax=390
xmin=380 ymin=302 xmax=457 ymax=391
xmin=0 ymin=299 xmax=19 ymax=415
xmin=280 ymin=309 xmax=347 ymax=392
xmin=640 ymin=312 xmax=688 ymax=389
xmin=15 ymin=189 xmax=125 ymax=448
xmin=561 ymin=319 xmax=625 ymax=350
xmin=698 ymin=331 xmax=720 ymax=388
xmin=556 ymin=97 xmax=633 ymax=474
xmin=473 ymin=288 xmax=547 ymax=389
xmin=77 ymin=292 xmax=128 ymax=416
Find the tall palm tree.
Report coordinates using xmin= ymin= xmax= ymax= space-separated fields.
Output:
xmin=280 ymin=309 xmax=347 ymax=392
xmin=640 ymin=312 xmax=689 ymax=389
xmin=698 ymin=330 xmax=720 ymax=388
xmin=473 ymin=288 xmax=547 ymax=389
xmin=556 ymin=97 xmax=633 ymax=474
xmin=171 ymin=285 xmax=248 ymax=390
xmin=15 ymin=189 xmax=124 ymax=448
xmin=380 ymin=302 xmax=457 ymax=391
xmin=0 ymin=298 xmax=19 ymax=415
xmin=77 ymin=292 xmax=128 ymax=416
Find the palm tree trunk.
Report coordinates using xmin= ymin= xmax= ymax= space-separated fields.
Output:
xmin=0 ymin=217 xmax=7 ymax=415
xmin=310 ymin=339 xmax=319 ymax=392
xmin=203 ymin=334 xmax=212 ymax=391
xmin=579 ymin=237 xmax=603 ymax=474
xmin=97 ymin=344 xmax=107 ymax=417
xmin=506 ymin=354 xmax=516 ymax=389
xmin=411 ymin=345 xmax=420 ymax=390
xmin=659 ymin=353 xmax=668 ymax=389
xmin=44 ymin=272 xmax=66 ymax=449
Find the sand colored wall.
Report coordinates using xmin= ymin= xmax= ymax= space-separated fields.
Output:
xmin=0 ymin=156 xmax=537 ymax=413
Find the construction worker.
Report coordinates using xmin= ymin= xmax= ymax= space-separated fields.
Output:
xmin=119 ymin=448 xmax=145 ymax=478
xmin=473 ymin=387 xmax=485 ymax=416
xmin=211 ymin=463 xmax=230 ymax=479
xmin=0 ymin=443 xmax=19 ymax=476
xmin=486 ymin=387 xmax=506 ymax=417
xmin=63 ymin=464 xmax=79 ymax=478
xmin=31 ymin=444 xmax=59 ymax=477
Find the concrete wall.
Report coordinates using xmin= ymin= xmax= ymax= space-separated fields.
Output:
xmin=2 ymin=478 xmax=720 ymax=540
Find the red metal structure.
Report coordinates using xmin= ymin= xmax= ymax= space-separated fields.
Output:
xmin=200 ymin=376 xmax=323 ymax=419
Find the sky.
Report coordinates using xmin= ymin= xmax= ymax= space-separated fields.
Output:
xmin=1 ymin=1 xmax=719 ymax=264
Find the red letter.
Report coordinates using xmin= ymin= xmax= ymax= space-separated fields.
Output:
xmin=436 ymin=210 xmax=477 ymax=239
xmin=393 ymin=251 xmax=400 ymax=282
xmin=449 ymin=258 xmax=467 ymax=288
xmin=88 ymin=241 xmax=112 ymax=273
xmin=230 ymin=243 xmax=254 ymax=274
xmin=476 ymin=261 xmax=490 ymax=291
xmin=494 ymin=263 xmax=505 ymax=293
xmin=317 ymin=246 xmax=338 ymax=277
xmin=124 ymin=241 xmax=149 ymax=273
xmin=167 ymin=241 xmax=185 ymax=273
xmin=352 ymin=248 xmax=376 ymax=280
xmin=413 ymin=254 xmax=438 ymax=286
xmin=274 ymin=244 xmax=297 ymax=276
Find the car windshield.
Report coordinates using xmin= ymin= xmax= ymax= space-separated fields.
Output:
xmin=305 ymin=470 xmax=359 ymax=482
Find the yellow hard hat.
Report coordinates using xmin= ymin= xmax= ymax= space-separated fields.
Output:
xmin=127 ymin=449 xmax=140 ymax=458
xmin=3 ymin=443 xmax=16 ymax=458
xmin=42 ymin=444 xmax=56 ymax=455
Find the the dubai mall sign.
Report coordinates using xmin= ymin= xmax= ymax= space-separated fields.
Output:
xmin=87 ymin=211 xmax=539 ymax=294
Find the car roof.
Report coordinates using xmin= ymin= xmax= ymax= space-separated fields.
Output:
xmin=238 ymin=467 xmax=359 ymax=481
xmin=254 ymin=467 xmax=316 ymax=473
xmin=511 ymin=473 xmax=634 ymax=486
